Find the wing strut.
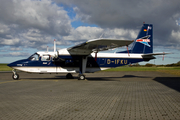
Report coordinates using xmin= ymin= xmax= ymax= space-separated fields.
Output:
xmin=126 ymin=45 xmax=130 ymax=56
xmin=162 ymin=52 xmax=164 ymax=61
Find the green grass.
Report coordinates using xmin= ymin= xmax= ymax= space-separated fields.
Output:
xmin=0 ymin=64 xmax=12 ymax=71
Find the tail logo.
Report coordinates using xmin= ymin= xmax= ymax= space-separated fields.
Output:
xmin=136 ymin=35 xmax=151 ymax=47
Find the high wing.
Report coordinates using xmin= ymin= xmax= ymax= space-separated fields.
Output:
xmin=67 ymin=38 xmax=134 ymax=55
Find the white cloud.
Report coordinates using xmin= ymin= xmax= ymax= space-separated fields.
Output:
xmin=0 ymin=38 xmax=20 ymax=46
xmin=10 ymin=47 xmax=23 ymax=51
xmin=102 ymin=28 xmax=138 ymax=40
xmin=55 ymin=0 xmax=180 ymax=48
xmin=0 ymin=52 xmax=30 ymax=58
xmin=0 ymin=0 xmax=179 ymax=50
xmin=73 ymin=7 xmax=91 ymax=23
xmin=0 ymin=0 xmax=179 ymax=62
xmin=9 ymin=52 xmax=30 ymax=57
xmin=0 ymin=0 xmax=74 ymax=51
xmin=0 ymin=23 xmax=10 ymax=34
xmin=0 ymin=0 xmax=72 ymax=35
xmin=171 ymin=30 xmax=180 ymax=40
xmin=62 ymin=26 xmax=138 ymax=42
xmin=63 ymin=26 xmax=102 ymax=41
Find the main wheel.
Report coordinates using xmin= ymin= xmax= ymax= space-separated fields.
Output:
xmin=78 ymin=74 xmax=85 ymax=80
xmin=66 ymin=73 xmax=74 ymax=79
xmin=12 ymin=74 xmax=19 ymax=80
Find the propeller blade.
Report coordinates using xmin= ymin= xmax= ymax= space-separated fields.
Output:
xmin=95 ymin=52 xmax=97 ymax=61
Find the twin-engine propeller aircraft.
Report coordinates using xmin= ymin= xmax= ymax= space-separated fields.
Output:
xmin=8 ymin=24 xmax=169 ymax=80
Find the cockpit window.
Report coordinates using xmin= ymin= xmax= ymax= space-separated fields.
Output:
xmin=28 ymin=53 xmax=39 ymax=61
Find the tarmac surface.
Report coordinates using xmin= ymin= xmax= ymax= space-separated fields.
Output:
xmin=0 ymin=71 xmax=180 ymax=120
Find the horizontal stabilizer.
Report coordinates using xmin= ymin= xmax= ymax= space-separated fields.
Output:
xmin=141 ymin=52 xmax=171 ymax=61
xmin=142 ymin=52 xmax=171 ymax=57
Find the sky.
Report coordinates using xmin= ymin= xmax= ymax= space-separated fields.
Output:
xmin=0 ymin=0 xmax=180 ymax=65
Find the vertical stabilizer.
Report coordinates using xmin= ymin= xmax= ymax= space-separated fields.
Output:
xmin=131 ymin=24 xmax=153 ymax=53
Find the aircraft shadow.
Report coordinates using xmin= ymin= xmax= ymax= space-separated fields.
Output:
xmin=120 ymin=75 xmax=150 ymax=78
xmin=19 ymin=76 xmax=67 ymax=80
xmin=153 ymin=77 xmax=180 ymax=92
xmin=20 ymin=74 xmax=150 ymax=81
xmin=86 ymin=75 xmax=151 ymax=81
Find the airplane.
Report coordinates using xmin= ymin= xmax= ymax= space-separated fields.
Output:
xmin=8 ymin=24 xmax=169 ymax=80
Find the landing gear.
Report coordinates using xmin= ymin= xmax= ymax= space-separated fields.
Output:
xmin=78 ymin=56 xmax=87 ymax=80
xmin=12 ymin=69 xmax=19 ymax=80
xmin=66 ymin=73 xmax=74 ymax=79
xmin=12 ymin=74 xmax=19 ymax=80
xmin=78 ymin=74 xmax=85 ymax=80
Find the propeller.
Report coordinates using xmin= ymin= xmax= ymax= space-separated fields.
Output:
xmin=95 ymin=52 xmax=98 ymax=61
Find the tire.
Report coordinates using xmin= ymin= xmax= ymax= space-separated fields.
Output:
xmin=78 ymin=74 xmax=85 ymax=80
xmin=12 ymin=74 xmax=19 ymax=80
xmin=66 ymin=73 xmax=74 ymax=79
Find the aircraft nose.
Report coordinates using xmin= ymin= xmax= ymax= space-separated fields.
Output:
xmin=7 ymin=63 xmax=12 ymax=67
xmin=8 ymin=62 xmax=17 ymax=67
xmin=8 ymin=59 xmax=28 ymax=67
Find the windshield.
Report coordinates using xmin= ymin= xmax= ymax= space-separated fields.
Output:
xmin=28 ymin=53 xmax=39 ymax=61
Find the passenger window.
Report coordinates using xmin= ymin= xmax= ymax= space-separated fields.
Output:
xmin=41 ymin=55 xmax=51 ymax=61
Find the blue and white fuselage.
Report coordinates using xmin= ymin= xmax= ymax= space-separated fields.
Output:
xmin=9 ymin=49 xmax=146 ymax=73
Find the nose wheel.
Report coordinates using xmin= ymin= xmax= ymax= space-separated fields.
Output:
xmin=12 ymin=69 xmax=19 ymax=80
xmin=12 ymin=74 xmax=19 ymax=80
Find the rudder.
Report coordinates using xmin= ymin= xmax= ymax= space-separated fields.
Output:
xmin=131 ymin=24 xmax=153 ymax=54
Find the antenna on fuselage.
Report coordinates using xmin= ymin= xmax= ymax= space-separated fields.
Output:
xmin=54 ymin=39 xmax=56 ymax=52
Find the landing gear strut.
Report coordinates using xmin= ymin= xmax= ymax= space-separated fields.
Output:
xmin=78 ymin=56 xmax=87 ymax=80
xmin=12 ymin=69 xmax=19 ymax=80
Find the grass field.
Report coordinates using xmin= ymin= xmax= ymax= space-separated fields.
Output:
xmin=0 ymin=64 xmax=12 ymax=71
xmin=1 ymin=64 xmax=180 ymax=76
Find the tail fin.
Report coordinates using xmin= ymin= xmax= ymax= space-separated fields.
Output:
xmin=130 ymin=24 xmax=153 ymax=53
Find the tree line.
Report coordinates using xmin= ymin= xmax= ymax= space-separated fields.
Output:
xmin=131 ymin=61 xmax=180 ymax=67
